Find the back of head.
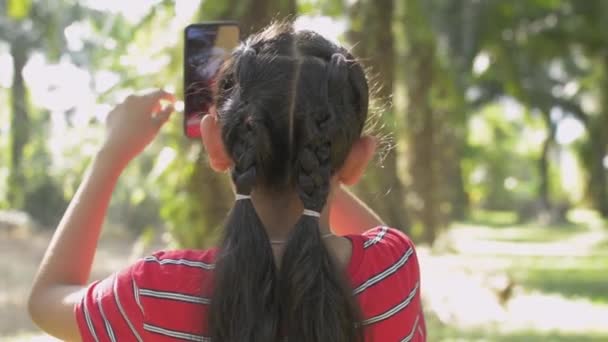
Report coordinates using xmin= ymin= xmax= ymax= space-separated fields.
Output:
xmin=209 ymin=21 xmax=369 ymax=342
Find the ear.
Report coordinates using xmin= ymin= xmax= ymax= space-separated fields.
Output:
xmin=200 ymin=114 xmax=233 ymax=172
xmin=336 ymin=136 xmax=376 ymax=185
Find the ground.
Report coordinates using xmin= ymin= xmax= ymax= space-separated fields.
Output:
xmin=1 ymin=210 xmax=607 ymax=341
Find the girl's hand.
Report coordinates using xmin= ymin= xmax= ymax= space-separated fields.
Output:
xmin=101 ymin=89 xmax=176 ymax=166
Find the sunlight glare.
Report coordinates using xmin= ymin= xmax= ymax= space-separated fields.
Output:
xmin=148 ymin=147 xmax=177 ymax=181
xmin=175 ymin=0 xmax=202 ymax=21
xmin=581 ymin=93 xmax=599 ymax=113
xmin=137 ymin=55 xmax=171 ymax=74
xmin=82 ymin=0 xmax=163 ymax=23
xmin=174 ymin=101 xmax=185 ymax=112
xmin=501 ymin=97 xmax=524 ymax=121
xmin=94 ymin=71 xmax=120 ymax=93
xmin=563 ymin=81 xmax=579 ymax=97
xmin=473 ymin=52 xmax=490 ymax=75
xmin=294 ymin=15 xmax=346 ymax=45
xmin=23 ymin=54 xmax=94 ymax=113
xmin=504 ymin=177 xmax=518 ymax=190
xmin=93 ymin=104 xmax=113 ymax=124
xmin=523 ymin=127 xmax=547 ymax=148
xmin=104 ymin=38 xmax=118 ymax=50
xmin=470 ymin=166 xmax=487 ymax=184
xmin=560 ymin=150 xmax=583 ymax=201
xmin=0 ymin=51 xmax=13 ymax=88
xmin=64 ymin=21 xmax=92 ymax=52
xmin=556 ymin=116 xmax=585 ymax=145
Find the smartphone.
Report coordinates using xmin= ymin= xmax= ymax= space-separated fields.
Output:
xmin=184 ymin=22 xmax=240 ymax=139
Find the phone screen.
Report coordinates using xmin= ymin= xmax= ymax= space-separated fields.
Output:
xmin=184 ymin=23 xmax=240 ymax=139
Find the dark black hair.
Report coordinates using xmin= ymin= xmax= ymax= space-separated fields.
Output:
xmin=209 ymin=21 xmax=369 ymax=342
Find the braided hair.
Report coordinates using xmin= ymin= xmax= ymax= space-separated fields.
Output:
xmin=209 ymin=22 xmax=369 ymax=342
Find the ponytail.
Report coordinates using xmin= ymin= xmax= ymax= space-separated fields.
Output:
xmin=277 ymin=52 xmax=362 ymax=342
xmin=209 ymin=23 xmax=367 ymax=342
xmin=209 ymin=142 xmax=280 ymax=341
xmin=278 ymin=200 xmax=362 ymax=342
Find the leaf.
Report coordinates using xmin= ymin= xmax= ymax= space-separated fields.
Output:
xmin=8 ymin=0 xmax=32 ymax=19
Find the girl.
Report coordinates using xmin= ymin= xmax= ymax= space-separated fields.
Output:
xmin=28 ymin=22 xmax=426 ymax=342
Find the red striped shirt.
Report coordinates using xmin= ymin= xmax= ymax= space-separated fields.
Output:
xmin=75 ymin=227 xmax=426 ymax=341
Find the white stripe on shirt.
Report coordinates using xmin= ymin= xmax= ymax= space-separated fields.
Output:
xmin=143 ymin=255 xmax=215 ymax=270
xmin=362 ymin=281 xmax=419 ymax=326
xmin=132 ymin=279 xmax=144 ymax=313
xmin=364 ymin=226 xmax=388 ymax=248
xmin=144 ymin=323 xmax=211 ymax=341
xmin=400 ymin=314 xmax=420 ymax=342
xmin=113 ymin=274 xmax=143 ymax=342
xmin=82 ymin=290 xmax=100 ymax=342
xmin=139 ymin=288 xmax=211 ymax=304
xmin=353 ymin=246 xmax=414 ymax=295
xmin=97 ymin=296 xmax=117 ymax=342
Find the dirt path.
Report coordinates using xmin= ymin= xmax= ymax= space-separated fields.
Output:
xmin=420 ymin=225 xmax=608 ymax=336
xmin=0 ymin=229 xmax=143 ymax=340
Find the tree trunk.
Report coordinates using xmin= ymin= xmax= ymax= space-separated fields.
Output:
xmin=587 ymin=122 xmax=608 ymax=217
xmin=589 ymin=54 xmax=608 ymax=218
xmin=7 ymin=38 xmax=29 ymax=209
xmin=403 ymin=0 xmax=453 ymax=245
xmin=347 ymin=0 xmax=411 ymax=231
xmin=445 ymin=130 xmax=469 ymax=220
xmin=407 ymin=41 xmax=438 ymax=244
xmin=538 ymin=111 xmax=555 ymax=213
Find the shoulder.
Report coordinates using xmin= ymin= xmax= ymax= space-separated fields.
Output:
xmin=351 ymin=227 xmax=426 ymax=341
xmin=140 ymin=248 xmax=217 ymax=270
xmin=134 ymin=248 xmax=218 ymax=287
xmin=361 ymin=226 xmax=416 ymax=255
xmin=350 ymin=226 xmax=421 ymax=289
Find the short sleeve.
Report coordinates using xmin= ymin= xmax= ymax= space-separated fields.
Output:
xmin=358 ymin=227 xmax=427 ymax=341
xmin=382 ymin=228 xmax=427 ymax=340
xmin=75 ymin=260 xmax=146 ymax=342
xmin=385 ymin=228 xmax=427 ymax=341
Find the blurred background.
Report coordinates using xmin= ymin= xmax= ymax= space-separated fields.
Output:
xmin=1 ymin=0 xmax=607 ymax=340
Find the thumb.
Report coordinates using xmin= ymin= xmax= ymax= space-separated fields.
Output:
xmin=153 ymin=105 xmax=175 ymax=126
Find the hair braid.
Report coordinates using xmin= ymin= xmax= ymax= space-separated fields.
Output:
xmin=210 ymin=22 xmax=370 ymax=342
xmin=277 ymin=51 xmax=363 ymax=342
xmin=209 ymin=47 xmax=281 ymax=342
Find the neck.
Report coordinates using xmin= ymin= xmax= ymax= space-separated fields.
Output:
xmin=248 ymin=187 xmax=332 ymax=242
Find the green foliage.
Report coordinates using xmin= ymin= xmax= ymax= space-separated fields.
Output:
xmin=1 ymin=0 xmax=606 ymax=245
xmin=7 ymin=0 xmax=31 ymax=19
xmin=463 ymin=103 xmax=544 ymax=211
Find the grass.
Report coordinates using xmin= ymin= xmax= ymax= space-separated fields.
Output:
xmin=462 ymin=211 xmax=608 ymax=304
xmin=476 ymin=224 xmax=585 ymax=243
xmin=456 ymin=210 xmax=589 ymax=243
xmin=428 ymin=210 xmax=608 ymax=341
xmin=594 ymin=238 xmax=608 ymax=252
xmin=424 ymin=311 xmax=608 ymax=341
xmin=508 ymin=256 xmax=608 ymax=304
xmin=469 ymin=210 xmax=519 ymax=227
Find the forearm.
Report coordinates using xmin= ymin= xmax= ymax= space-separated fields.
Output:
xmin=330 ymin=185 xmax=384 ymax=235
xmin=30 ymin=148 xmax=124 ymax=291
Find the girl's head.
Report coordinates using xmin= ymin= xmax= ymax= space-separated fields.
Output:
xmin=201 ymin=21 xmax=375 ymax=200
xmin=201 ymin=22 xmax=372 ymax=342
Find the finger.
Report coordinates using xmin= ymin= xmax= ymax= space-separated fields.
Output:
xmin=144 ymin=89 xmax=176 ymax=103
xmin=153 ymin=105 xmax=175 ymax=125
